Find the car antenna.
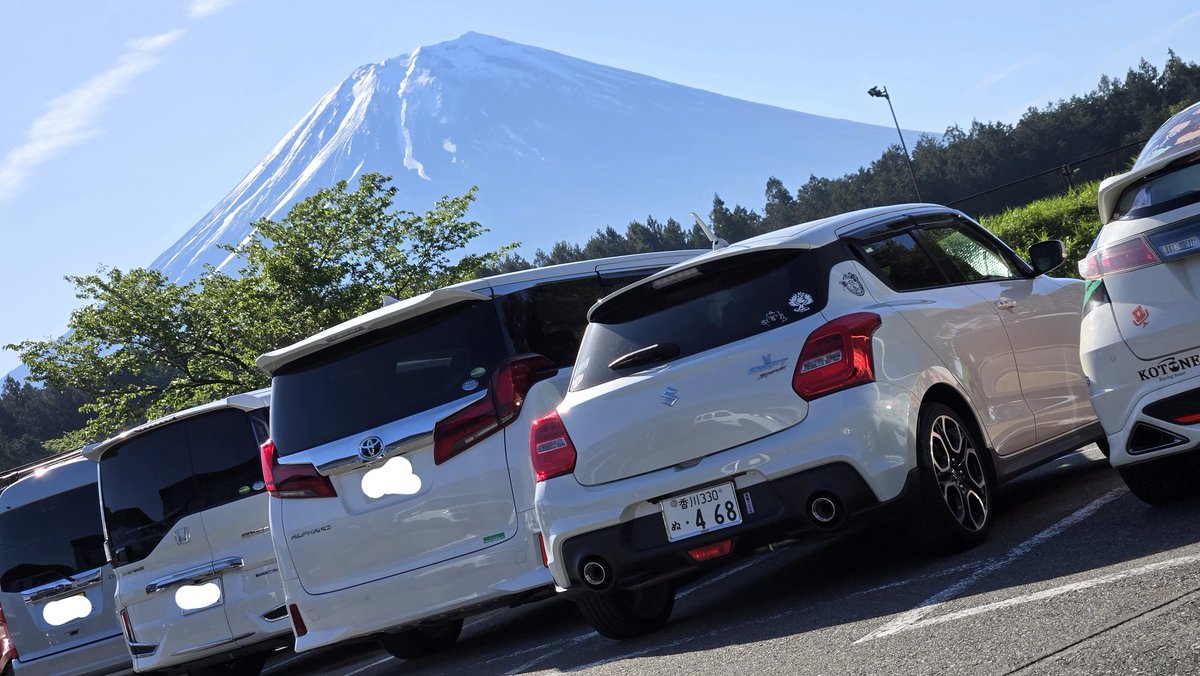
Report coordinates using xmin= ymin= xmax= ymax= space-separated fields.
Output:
xmin=691 ymin=212 xmax=729 ymax=250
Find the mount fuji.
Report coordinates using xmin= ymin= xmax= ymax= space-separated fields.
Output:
xmin=153 ymin=32 xmax=924 ymax=281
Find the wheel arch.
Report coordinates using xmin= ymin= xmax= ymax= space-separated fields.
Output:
xmin=918 ymin=382 xmax=999 ymax=487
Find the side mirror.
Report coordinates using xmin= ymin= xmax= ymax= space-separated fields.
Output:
xmin=1029 ymin=240 xmax=1066 ymax=275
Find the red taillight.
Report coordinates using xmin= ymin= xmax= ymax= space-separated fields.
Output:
xmin=792 ymin=313 xmax=882 ymax=400
xmin=260 ymin=439 xmax=337 ymax=499
xmin=119 ymin=607 xmax=135 ymax=644
xmin=434 ymin=354 xmax=558 ymax=465
xmin=687 ymin=539 xmax=733 ymax=562
xmin=288 ymin=604 xmax=308 ymax=637
xmin=530 ymin=410 xmax=576 ymax=482
xmin=0 ymin=604 xmax=14 ymax=658
xmin=1079 ymin=236 xmax=1160 ymax=280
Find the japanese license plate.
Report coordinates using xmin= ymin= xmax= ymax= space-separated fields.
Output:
xmin=661 ymin=482 xmax=743 ymax=542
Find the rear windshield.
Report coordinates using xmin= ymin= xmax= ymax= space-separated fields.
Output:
xmin=571 ymin=249 xmax=821 ymax=391
xmin=0 ymin=483 xmax=106 ymax=593
xmin=1114 ymin=155 xmax=1200 ymax=221
xmin=101 ymin=408 xmax=262 ymax=566
xmin=271 ymin=300 xmax=507 ymax=456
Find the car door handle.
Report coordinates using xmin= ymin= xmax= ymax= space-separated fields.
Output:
xmin=995 ymin=297 xmax=1016 ymax=310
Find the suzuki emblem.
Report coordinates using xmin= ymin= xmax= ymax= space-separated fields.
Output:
xmin=358 ymin=436 xmax=385 ymax=461
xmin=661 ymin=386 xmax=680 ymax=407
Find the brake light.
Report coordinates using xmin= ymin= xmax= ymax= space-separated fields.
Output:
xmin=0 ymin=604 xmax=14 ymax=658
xmin=260 ymin=439 xmax=337 ymax=499
xmin=530 ymin=410 xmax=576 ymax=482
xmin=1079 ymin=236 xmax=1160 ymax=280
xmin=434 ymin=354 xmax=558 ymax=464
xmin=792 ymin=313 xmax=882 ymax=400
xmin=288 ymin=604 xmax=308 ymax=637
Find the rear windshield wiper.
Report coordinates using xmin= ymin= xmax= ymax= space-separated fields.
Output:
xmin=608 ymin=343 xmax=680 ymax=371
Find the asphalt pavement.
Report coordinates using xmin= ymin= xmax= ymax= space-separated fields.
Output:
xmin=263 ymin=445 xmax=1200 ymax=675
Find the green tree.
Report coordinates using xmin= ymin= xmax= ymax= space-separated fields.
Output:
xmin=9 ymin=173 xmax=514 ymax=443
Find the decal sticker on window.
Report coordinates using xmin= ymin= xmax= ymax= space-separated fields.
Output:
xmin=469 ymin=367 xmax=486 ymax=379
xmin=1132 ymin=305 xmax=1150 ymax=328
xmin=840 ymin=272 xmax=865 ymax=296
xmin=461 ymin=378 xmax=480 ymax=391
xmin=761 ymin=310 xmax=790 ymax=327
xmin=788 ymin=292 xmax=813 ymax=313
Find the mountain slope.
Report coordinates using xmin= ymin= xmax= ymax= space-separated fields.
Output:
xmin=154 ymin=32 xmax=923 ymax=280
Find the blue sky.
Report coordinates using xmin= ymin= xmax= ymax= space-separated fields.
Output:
xmin=1 ymin=0 xmax=1197 ymax=376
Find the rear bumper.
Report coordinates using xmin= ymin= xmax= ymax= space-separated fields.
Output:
xmin=12 ymin=633 xmax=132 ymax=676
xmin=1102 ymin=376 xmax=1200 ymax=467
xmin=556 ymin=462 xmax=912 ymax=592
xmin=537 ymin=381 xmax=918 ymax=589
xmin=282 ymin=511 xmax=554 ymax=653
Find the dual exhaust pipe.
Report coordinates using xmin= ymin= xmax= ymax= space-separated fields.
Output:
xmin=577 ymin=492 xmax=845 ymax=588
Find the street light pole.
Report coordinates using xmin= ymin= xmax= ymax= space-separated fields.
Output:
xmin=868 ymin=85 xmax=923 ymax=202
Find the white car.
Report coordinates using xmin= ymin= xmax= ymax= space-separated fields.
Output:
xmin=1080 ymin=100 xmax=1200 ymax=504
xmin=255 ymin=251 xmax=702 ymax=659
xmin=531 ymin=204 xmax=1103 ymax=638
xmin=83 ymin=391 xmax=290 ymax=675
xmin=0 ymin=455 xmax=132 ymax=676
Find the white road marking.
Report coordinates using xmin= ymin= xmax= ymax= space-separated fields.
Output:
xmin=343 ymin=655 xmax=393 ymax=676
xmin=487 ymin=631 xmax=594 ymax=663
xmin=847 ymin=559 xmax=984 ymax=598
xmin=502 ymin=631 xmax=598 ymax=674
xmin=677 ymin=556 xmax=764 ymax=599
xmin=855 ymin=486 xmax=1126 ymax=644
xmin=892 ymin=552 xmax=1200 ymax=636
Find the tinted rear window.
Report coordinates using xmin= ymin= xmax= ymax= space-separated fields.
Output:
xmin=571 ymin=249 xmax=821 ymax=391
xmin=271 ymin=300 xmax=507 ymax=456
xmin=0 ymin=483 xmax=106 ymax=593
xmin=101 ymin=408 xmax=261 ymax=565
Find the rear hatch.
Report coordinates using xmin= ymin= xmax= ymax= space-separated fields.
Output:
xmin=269 ymin=298 xmax=523 ymax=595
xmin=99 ymin=406 xmax=271 ymax=661
xmin=562 ymin=247 xmax=827 ymax=486
xmin=1093 ymin=154 xmax=1200 ymax=361
xmin=0 ymin=459 xmax=122 ymax=665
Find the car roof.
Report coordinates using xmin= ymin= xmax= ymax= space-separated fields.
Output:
xmin=0 ymin=455 xmax=95 ymax=509
xmin=83 ymin=388 xmax=271 ymax=461
xmin=1098 ymin=100 xmax=1200 ymax=224
xmin=255 ymin=249 xmax=706 ymax=375
xmin=589 ymin=203 xmax=959 ymax=316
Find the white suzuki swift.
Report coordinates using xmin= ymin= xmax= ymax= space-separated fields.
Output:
xmin=531 ymin=204 xmax=1104 ymax=638
xmin=255 ymin=251 xmax=701 ymax=659
xmin=1080 ymin=100 xmax=1200 ymax=504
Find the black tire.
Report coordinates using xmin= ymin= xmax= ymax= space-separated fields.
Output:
xmin=189 ymin=655 xmax=266 ymax=676
xmin=905 ymin=402 xmax=994 ymax=552
xmin=575 ymin=581 xmax=675 ymax=640
xmin=377 ymin=618 xmax=463 ymax=660
xmin=1118 ymin=451 xmax=1200 ymax=505
xmin=1095 ymin=436 xmax=1111 ymax=458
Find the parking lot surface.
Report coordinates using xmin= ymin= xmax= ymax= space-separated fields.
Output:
xmin=263 ymin=445 xmax=1200 ymax=675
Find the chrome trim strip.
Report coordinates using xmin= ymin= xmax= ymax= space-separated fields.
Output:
xmin=145 ymin=557 xmax=243 ymax=595
xmin=171 ymin=632 xmax=255 ymax=656
xmin=22 ymin=568 xmax=103 ymax=604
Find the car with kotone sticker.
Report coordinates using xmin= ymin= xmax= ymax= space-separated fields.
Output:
xmin=0 ymin=454 xmax=132 ymax=676
xmin=1080 ymin=100 xmax=1200 ymax=503
xmin=531 ymin=204 xmax=1104 ymax=638
xmin=83 ymin=390 xmax=290 ymax=675
xmin=255 ymin=251 xmax=703 ymax=660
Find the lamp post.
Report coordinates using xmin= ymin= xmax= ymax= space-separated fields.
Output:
xmin=868 ymin=85 xmax=923 ymax=201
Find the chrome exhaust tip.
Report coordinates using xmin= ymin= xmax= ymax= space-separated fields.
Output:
xmin=581 ymin=559 xmax=611 ymax=590
xmin=808 ymin=494 xmax=841 ymax=527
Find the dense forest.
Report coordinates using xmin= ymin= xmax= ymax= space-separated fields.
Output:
xmin=2 ymin=50 xmax=1198 ymax=471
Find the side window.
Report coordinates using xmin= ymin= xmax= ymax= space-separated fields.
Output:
xmin=187 ymin=409 xmax=265 ymax=509
xmin=501 ymin=277 xmax=605 ymax=368
xmin=859 ymin=232 xmax=949 ymax=290
xmin=922 ymin=226 xmax=1021 ymax=282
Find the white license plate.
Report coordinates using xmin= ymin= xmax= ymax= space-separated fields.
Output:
xmin=661 ymin=482 xmax=743 ymax=542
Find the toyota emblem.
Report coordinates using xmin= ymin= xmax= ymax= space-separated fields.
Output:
xmin=358 ymin=436 xmax=385 ymax=461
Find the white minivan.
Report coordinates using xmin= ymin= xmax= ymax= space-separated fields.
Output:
xmin=0 ymin=454 xmax=132 ymax=676
xmin=83 ymin=391 xmax=291 ymax=675
xmin=256 ymin=251 xmax=701 ymax=659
